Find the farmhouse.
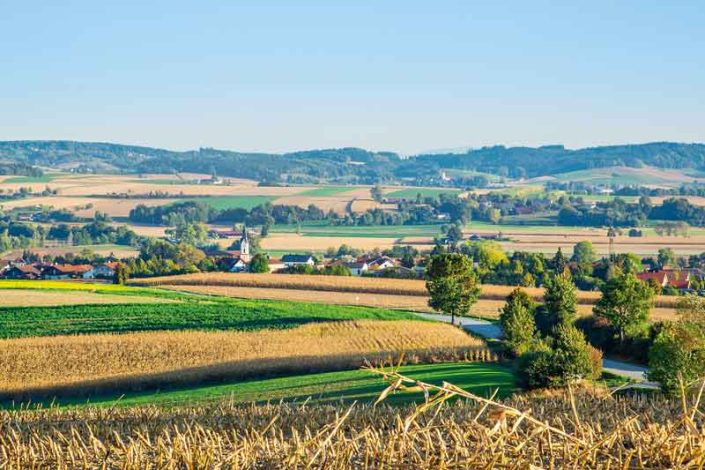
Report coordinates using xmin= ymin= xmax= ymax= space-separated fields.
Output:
xmin=82 ymin=262 xmax=120 ymax=280
xmin=267 ymin=257 xmax=286 ymax=272
xmin=2 ymin=264 xmax=42 ymax=280
xmin=366 ymin=256 xmax=396 ymax=272
xmin=636 ymin=269 xmax=692 ymax=290
xmin=345 ymin=261 xmax=369 ymax=276
xmin=282 ymin=254 xmax=316 ymax=268
xmin=43 ymin=264 xmax=93 ymax=280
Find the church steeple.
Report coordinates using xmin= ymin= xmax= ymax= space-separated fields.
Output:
xmin=239 ymin=225 xmax=251 ymax=260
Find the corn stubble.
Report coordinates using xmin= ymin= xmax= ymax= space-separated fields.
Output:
xmin=1 ymin=380 xmax=703 ymax=468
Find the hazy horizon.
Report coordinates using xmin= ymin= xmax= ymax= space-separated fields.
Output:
xmin=1 ymin=0 xmax=703 ymax=154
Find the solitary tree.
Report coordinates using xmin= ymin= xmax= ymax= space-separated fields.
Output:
xmin=248 ymin=253 xmax=270 ymax=273
xmin=426 ymin=253 xmax=480 ymax=325
xmin=370 ymin=185 xmax=384 ymax=203
xmin=657 ymin=247 xmax=676 ymax=268
xmin=593 ymin=273 xmax=654 ymax=343
xmin=499 ymin=288 xmax=537 ymax=355
xmin=113 ymin=263 xmax=128 ymax=285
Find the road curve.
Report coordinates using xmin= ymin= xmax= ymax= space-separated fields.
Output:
xmin=415 ymin=312 xmax=656 ymax=385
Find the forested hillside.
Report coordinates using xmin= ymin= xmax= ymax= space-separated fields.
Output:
xmin=1 ymin=140 xmax=704 ymax=183
xmin=414 ymin=142 xmax=705 ymax=178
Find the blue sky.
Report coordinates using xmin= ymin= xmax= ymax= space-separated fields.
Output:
xmin=0 ymin=0 xmax=703 ymax=154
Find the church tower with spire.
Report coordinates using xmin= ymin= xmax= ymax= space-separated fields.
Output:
xmin=239 ymin=226 xmax=251 ymax=262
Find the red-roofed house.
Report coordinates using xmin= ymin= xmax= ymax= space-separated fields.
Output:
xmin=637 ymin=270 xmax=691 ymax=289
xmin=43 ymin=264 xmax=94 ymax=280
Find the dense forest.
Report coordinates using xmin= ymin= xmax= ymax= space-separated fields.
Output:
xmin=1 ymin=140 xmax=705 ymax=183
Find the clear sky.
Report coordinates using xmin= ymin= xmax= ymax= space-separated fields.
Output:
xmin=1 ymin=0 xmax=703 ymax=154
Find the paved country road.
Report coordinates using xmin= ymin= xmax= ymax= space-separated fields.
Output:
xmin=415 ymin=312 xmax=658 ymax=386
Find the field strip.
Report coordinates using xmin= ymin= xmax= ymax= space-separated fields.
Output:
xmin=159 ymin=284 xmax=679 ymax=322
xmin=0 ymin=320 xmax=490 ymax=400
xmin=0 ymin=289 xmax=172 ymax=306
xmin=131 ymin=273 xmax=679 ymax=308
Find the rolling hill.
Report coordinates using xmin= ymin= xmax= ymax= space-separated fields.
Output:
xmin=1 ymin=140 xmax=704 ymax=184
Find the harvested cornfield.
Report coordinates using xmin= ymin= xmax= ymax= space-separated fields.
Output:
xmin=0 ymin=320 xmax=491 ymax=400
xmin=131 ymin=272 xmax=678 ymax=307
xmin=1 ymin=387 xmax=703 ymax=468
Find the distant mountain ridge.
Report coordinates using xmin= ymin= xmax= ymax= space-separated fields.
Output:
xmin=0 ymin=140 xmax=704 ymax=184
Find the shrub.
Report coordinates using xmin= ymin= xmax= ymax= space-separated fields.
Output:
xmin=648 ymin=322 xmax=705 ymax=395
xmin=518 ymin=325 xmax=600 ymax=389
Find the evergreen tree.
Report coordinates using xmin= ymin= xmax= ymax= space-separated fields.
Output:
xmin=552 ymin=247 xmax=567 ymax=274
xmin=537 ymin=271 xmax=577 ymax=335
xmin=499 ymin=288 xmax=537 ymax=355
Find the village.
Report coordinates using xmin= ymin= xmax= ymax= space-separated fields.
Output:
xmin=1 ymin=227 xmax=704 ymax=299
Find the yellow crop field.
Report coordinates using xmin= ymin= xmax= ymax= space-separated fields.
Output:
xmin=133 ymin=272 xmax=432 ymax=295
xmin=0 ymin=320 xmax=489 ymax=399
xmin=0 ymin=289 xmax=169 ymax=307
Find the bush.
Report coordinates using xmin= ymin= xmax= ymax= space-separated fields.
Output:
xmin=648 ymin=322 xmax=705 ymax=395
xmin=518 ymin=325 xmax=600 ymax=389
xmin=518 ymin=349 xmax=556 ymax=389
xmin=575 ymin=314 xmax=655 ymax=364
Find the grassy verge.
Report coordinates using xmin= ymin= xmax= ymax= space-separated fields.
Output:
xmin=49 ymin=362 xmax=518 ymax=408
xmin=181 ymin=195 xmax=276 ymax=210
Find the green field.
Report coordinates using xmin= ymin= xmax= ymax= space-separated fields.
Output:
xmin=0 ymin=297 xmax=422 ymax=338
xmin=442 ymin=168 xmax=503 ymax=182
xmin=491 ymin=185 xmax=546 ymax=197
xmin=53 ymin=362 xmax=518 ymax=407
xmin=550 ymin=167 xmax=686 ymax=186
xmin=272 ymin=223 xmax=443 ymax=239
xmin=183 ymin=195 xmax=276 ymax=210
xmin=386 ymin=188 xmax=461 ymax=199
xmin=3 ymin=174 xmax=57 ymax=184
xmin=299 ymin=186 xmax=358 ymax=196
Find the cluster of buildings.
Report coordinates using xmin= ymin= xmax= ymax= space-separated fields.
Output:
xmin=0 ymin=260 xmax=120 ymax=280
xmin=636 ymin=268 xmax=705 ymax=291
xmin=210 ymin=231 xmax=418 ymax=276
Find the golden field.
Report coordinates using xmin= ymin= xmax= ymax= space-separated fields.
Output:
xmin=0 ymin=320 xmax=489 ymax=399
xmin=0 ymin=289 xmax=169 ymax=307
xmin=0 ymin=390 xmax=703 ymax=468
xmin=131 ymin=272 xmax=678 ymax=306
